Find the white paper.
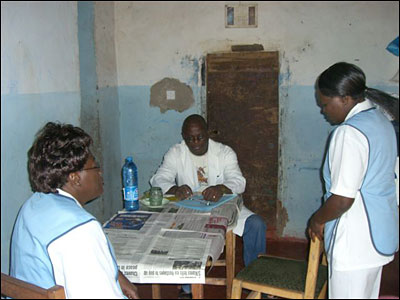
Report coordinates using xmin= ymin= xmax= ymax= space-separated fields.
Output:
xmin=103 ymin=195 xmax=242 ymax=283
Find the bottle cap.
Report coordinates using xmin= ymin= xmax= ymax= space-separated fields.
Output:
xmin=126 ymin=156 xmax=133 ymax=162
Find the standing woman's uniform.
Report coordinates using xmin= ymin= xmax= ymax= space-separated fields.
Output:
xmin=323 ymin=99 xmax=398 ymax=299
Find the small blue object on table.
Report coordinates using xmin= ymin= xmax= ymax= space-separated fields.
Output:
xmin=174 ymin=194 xmax=237 ymax=211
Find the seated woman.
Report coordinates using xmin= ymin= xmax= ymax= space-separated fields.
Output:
xmin=10 ymin=122 xmax=139 ymax=299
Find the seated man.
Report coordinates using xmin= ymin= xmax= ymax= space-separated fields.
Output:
xmin=150 ymin=114 xmax=266 ymax=298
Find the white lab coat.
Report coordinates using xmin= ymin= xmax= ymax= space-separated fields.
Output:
xmin=150 ymin=139 xmax=254 ymax=236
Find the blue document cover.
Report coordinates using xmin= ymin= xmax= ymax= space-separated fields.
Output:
xmin=103 ymin=212 xmax=151 ymax=230
xmin=174 ymin=194 xmax=237 ymax=211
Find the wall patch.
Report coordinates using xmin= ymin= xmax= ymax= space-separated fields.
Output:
xmin=150 ymin=78 xmax=194 ymax=113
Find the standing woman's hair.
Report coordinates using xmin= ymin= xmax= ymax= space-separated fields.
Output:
xmin=318 ymin=62 xmax=399 ymax=122
xmin=28 ymin=122 xmax=93 ymax=193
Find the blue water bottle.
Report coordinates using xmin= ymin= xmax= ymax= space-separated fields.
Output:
xmin=122 ymin=156 xmax=139 ymax=211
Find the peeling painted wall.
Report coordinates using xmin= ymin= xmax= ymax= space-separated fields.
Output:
xmin=150 ymin=78 xmax=194 ymax=113
xmin=94 ymin=2 xmax=123 ymax=220
xmin=1 ymin=1 xmax=81 ymax=273
xmin=115 ymin=2 xmax=398 ymax=86
xmin=114 ymin=1 xmax=399 ymax=238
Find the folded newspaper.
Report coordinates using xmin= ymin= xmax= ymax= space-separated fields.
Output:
xmin=174 ymin=194 xmax=237 ymax=211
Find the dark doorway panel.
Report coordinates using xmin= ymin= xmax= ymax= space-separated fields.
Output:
xmin=207 ymin=51 xmax=279 ymax=235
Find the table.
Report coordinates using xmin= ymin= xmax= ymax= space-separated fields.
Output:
xmin=104 ymin=195 xmax=241 ymax=299
xmin=151 ymin=229 xmax=235 ymax=299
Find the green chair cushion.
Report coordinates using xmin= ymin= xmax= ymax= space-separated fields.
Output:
xmin=236 ymin=256 xmax=327 ymax=297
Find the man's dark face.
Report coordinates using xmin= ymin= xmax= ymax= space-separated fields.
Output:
xmin=182 ymin=122 xmax=209 ymax=156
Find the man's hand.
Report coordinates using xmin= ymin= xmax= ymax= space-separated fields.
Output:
xmin=118 ymin=271 xmax=140 ymax=299
xmin=175 ymin=185 xmax=193 ymax=200
xmin=202 ymin=185 xmax=224 ymax=202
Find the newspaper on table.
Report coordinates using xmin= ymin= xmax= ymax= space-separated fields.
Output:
xmin=162 ymin=194 xmax=242 ymax=230
xmin=103 ymin=194 xmax=241 ymax=283
xmin=210 ymin=194 xmax=242 ymax=230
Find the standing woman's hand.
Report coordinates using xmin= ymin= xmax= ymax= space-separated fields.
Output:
xmin=307 ymin=215 xmax=325 ymax=242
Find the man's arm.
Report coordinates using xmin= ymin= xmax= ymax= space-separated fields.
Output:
xmin=202 ymin=144 xmax=244 ymax=201
xmin=219 ymin=145 xmax=246 ymax=194
xmin=150 ymin=147 xmax=179 ymax=194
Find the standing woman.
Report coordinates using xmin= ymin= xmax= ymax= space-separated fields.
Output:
xmin=10 ymin=122 xmax=139 ymax=299
xmin=307 ymin=62 xmax=398 ymax=299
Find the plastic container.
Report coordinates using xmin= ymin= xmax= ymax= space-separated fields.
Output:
xmin=122 ymin=156 xmax=139 ymax=211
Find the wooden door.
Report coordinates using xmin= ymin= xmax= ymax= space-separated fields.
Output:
xmin=206 ymin=51 xmax=279 ymax=236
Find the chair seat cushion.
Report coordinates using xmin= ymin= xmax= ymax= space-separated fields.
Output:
xmin=236 ymin=256 xmax=327 ymax=296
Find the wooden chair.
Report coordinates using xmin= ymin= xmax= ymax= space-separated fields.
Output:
xmin=1 ymin=273 xmax=66 ymax=299
xmin=231 ymin=237 xmax=327 ymax=299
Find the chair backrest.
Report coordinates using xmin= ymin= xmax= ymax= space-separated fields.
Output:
xmin=232 ymin=236 xmax=327 ymax=299
xmin=1 ymin=273 xmax=66 ymax=299
xmin=304 ymin=237 xmax=326 ymax=298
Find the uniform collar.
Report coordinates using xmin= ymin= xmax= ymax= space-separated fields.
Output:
xmin=345 ymin=99 xmax=375 ymax=121
xmin=56 ymin=188 xmax=82 ymax=208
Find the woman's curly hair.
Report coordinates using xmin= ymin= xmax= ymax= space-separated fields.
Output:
xmin=28 ymin=122 xmax=93 ymax=193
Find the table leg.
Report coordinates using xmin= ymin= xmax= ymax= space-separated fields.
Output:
xmin=192 ymin=284 xmax=204 ymax=299
xmin=152 ymin=284 xmax=161 ymax=299
xmin=226 ymin=230 xmax=235 ymax=299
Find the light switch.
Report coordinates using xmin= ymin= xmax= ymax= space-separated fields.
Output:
xmin=166 ymin=90 xmax=175 ymax=100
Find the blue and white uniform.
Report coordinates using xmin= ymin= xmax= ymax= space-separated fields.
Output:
xmin=322 ymin=99 xmax=398 ymax=298
xmin=10 ymin=190 xmax=125 ymax=299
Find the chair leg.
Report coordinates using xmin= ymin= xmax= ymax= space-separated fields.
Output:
xmin=318 ymin=281 xmax=327 ymax=299
xmin=231 ymin=278 xmax=243 ymax=299
xmin=226 ymin=230 xmax=235 ymax=299
xmin=247 ymin=291 xmax=262 ymax=299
